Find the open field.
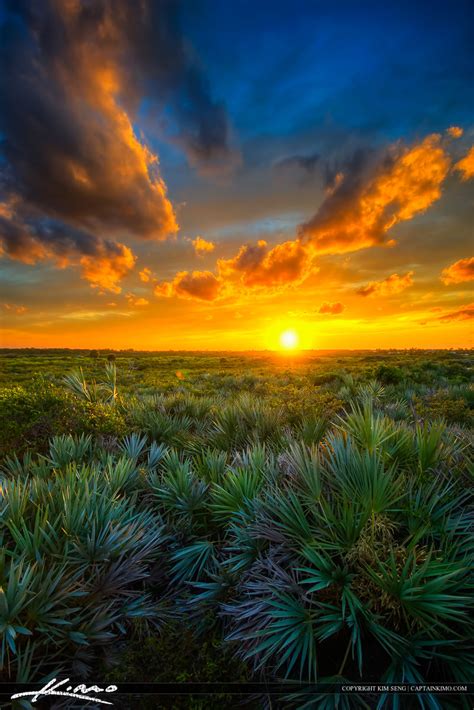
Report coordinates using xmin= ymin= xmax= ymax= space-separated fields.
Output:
xmin=0 ymin=349 xmax=473 ymax=708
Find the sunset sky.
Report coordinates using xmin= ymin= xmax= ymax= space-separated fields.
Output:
xmin=0 ymin=0 xmax=473 ymax=350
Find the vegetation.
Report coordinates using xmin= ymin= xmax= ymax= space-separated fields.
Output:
xmin=0 ymin=349 xmax=472 ymax=708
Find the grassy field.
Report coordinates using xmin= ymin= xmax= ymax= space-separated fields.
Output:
xmin=0 ymin=349 xmax=473 ymax=708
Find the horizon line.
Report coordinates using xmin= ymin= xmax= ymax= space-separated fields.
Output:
xmin=1 ymin=347 xmax=472 ymax=354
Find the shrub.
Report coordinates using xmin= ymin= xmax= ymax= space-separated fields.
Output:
xmin=0 ymin=381 xmax=83 ymax=457
xmin=375 ymin=364 xmax=404 ymax=385
xmin=413 ymin=391 xmax=473 ymax=427
xmin=0 ymin=380 xmax=126 ymax=458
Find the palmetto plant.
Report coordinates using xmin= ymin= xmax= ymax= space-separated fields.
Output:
xmin=0 ymin=451 xmax=167 ymax=685
xmin=47 ymin=433 xmax=93 ymax=467
xmin=212 ymin=395 xmax=286 ymax=450
xmin=0 ymin=368 xmax=472 ymax=707
xmin=63 ymin=362 xmax=118 ymax=405
xmin=339 ymin=402 xmax=395 ymax=453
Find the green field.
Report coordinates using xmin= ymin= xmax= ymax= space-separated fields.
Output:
xmin=0 ymin=349 xmax=473 ymax=708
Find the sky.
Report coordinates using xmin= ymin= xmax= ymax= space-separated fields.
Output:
xmin=0 ymin=0 xmax=473 ymax=350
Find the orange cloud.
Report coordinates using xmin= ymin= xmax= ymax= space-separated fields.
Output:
xmin=436 ymin=303 xmax=474 ymax=322
xmin=318 ymin=301 xmax=345 ymax=314
xmin=155 ymin=270 xmax=221 ymax=301
xmin=299 ymin=133 xmax=450 ymax=255
xmin=192 ymin=236 xmax=216 ymax=255
xmin=125 ymin=293 xmax=149 ymax=307
xmin=139 ymin=268 xmax=153 ymax=283
xmin=0 ymin=208 xmax=137 ymax=293
xmin=356 ymin=271 xmax=414 ymax=297
xmin=218 ymin=239 xmax=310 ymax=288
xmin=447 ymin=126 xmax=463 ymax=138
xmin=441 ymin=256 xmax=474 ymax=285
xmin=151 ymin=132 xmax=452 ymax=302
xmin=454 ymin=147 xmax=474 ymax=181
xmin=79 ymin=244 xmax=136 ymax=294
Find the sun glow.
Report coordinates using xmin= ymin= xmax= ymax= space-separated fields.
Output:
xmin=279 ymin=329 xmax=299 ymax=350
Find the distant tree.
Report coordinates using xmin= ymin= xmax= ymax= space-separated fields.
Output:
xmin=107 ymin=353 xmax=116 ymax=362
xmin=90 ymin=350 xmax=99 ymax=359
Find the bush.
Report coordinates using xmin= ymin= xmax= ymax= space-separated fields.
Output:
xmin=375 ymin=364 xmax=404 ymax=385
xmin=0 ymin=380 xmax=126 ymax=458
xmin=413 ymin=391 xmax=473 ymax=427
xmin=104 ymin=623 xmax=251 ymax=709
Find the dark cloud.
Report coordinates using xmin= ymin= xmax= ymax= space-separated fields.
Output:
xmin=0 ymin=0 xmax=237 ymax=285
xmin=273 ymin=147 xmax=377 ymax=190
xmin=0 ymin=211 xmax=135 ymax=293
xmin=0 ymin=0 xmax=180 ymax=239
xmin=322 ymin=147 xmax=377 ymax=191
xmin=273 ymin=152 xmax=320 ymax=181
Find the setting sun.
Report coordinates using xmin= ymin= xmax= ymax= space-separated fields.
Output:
xmin=279 ymin=329 xmax=299 ymax=350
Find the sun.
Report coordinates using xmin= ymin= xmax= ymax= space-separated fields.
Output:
xmin=279 ymin=329 xmax=299 ymax=350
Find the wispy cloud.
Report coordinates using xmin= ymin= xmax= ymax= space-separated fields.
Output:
xmin=2 ymin=302 xmax=27 ymax=315
xmin=436 ymin=303 xmax=474 ymax=322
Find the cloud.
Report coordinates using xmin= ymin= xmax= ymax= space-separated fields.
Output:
xmin=125 ymin=293 xmax=149 ymax=307
xmin=0 ymin=1 xmax=238 ymax=289
xmin=273 ymin=152 xmax=320 ymax=181
xmin=318 ymin=301 xmax=345 ymax=314
xmin=217 ymin=239 xmax=310 ymax=289
xmin=139 ymin=268 xmax=153 ymax=283
xmin=436 ymin=303 xmax=474 ymax=322
xmin=156 ymin=238 xmax=310 ymax=300
xmin=441 ymin=256 xmax=474 ymax=284
xmin=356 ymin=271 xmax=414 ymax=297
xmin=454 ymin=147 xmax=474 ymax=181
xmin=0 ymin=211 xmax=136 ymax=293
xmin=80 ymin=245 xmax=136 ymax=294
xmin=2 ymin=302 xmax=27 ymax=315
xmin=447 ymin=126 xmax=463 ymax=138
xmin=0 ymin=2 xmax=178 ymax=241
xmin=192 ymin=236 xmax=216 ymax=255
xmin=155 ymin=270 xmax=221 ymax=301
xmin=298 ymin=133 xmax=450 ymax=255
xmin=151 ymin=131 xmax=453 ymax=301
xmin=60 ymin=310 xmax=133 ymax=321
